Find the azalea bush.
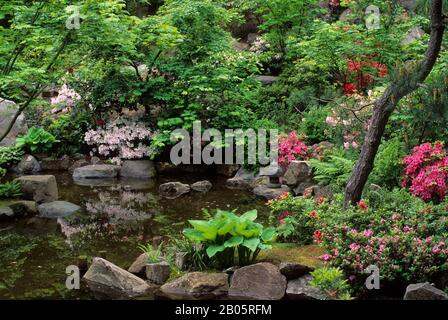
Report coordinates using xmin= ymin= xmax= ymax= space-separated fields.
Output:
xmin=402 ymin=142 xmax=448 ymax=202
xmin=277 ymin=132 xmax=309 ymax=168
xmin=84 ymin=117 xmax=155 ymax=165
xmin=183 ymin=209 xmax=277 ymax=268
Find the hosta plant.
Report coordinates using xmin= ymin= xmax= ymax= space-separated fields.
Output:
xmin=15 ymin=127 xmax=60 ymax=154
xmin=183 ymin=209 xmax=277 ymax=268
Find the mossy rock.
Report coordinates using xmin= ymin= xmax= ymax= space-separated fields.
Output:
xmin=257 ymin=244 xmax=325 ymax=269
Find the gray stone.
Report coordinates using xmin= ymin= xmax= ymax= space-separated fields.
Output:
xmin=0 ymin=207 xmax=14 ymax=221
xmin=73 ymin=164 xmax=120 ymax=179
xmin=146 ymin=262 xmax=171 ymax=285
xmin=253 ymin=185 xmax=290 ymax=200
xmin=229 ymin=262 xmax=286 ymax=300
xmin=119 ymin=160 xmax=156 ymax=179
xmin=14 ymin=155 xmax=41 ymax=174
xmin=293 ymin=182 xmax=316 ymax=196
xmin=399 ymin=0 xmax=417 ymax=11
xmin=128 ymin=253 xmax=148 ymax=276
xmin=255 ymin=76 xmax=279 ymax=85
xmin=159 ymin=272 xmax=229 ymax=300
xmin=226 ymin=168 xmax=256 ymax=190
xmin=191 ymin=180 xmax=212 ymax=193
xmin=69 ymin=159 xmax=90 ymax=173
xmin=404 ymin=282 xmax=448 ymax=300
xmin=215 ymin=164 xmax=240 ymax=177
xmin=38 ymin=201 xmax=81 ymax=218
xmin=15 ymin=175 xmax=58 ymax=203
xmin=40 ymin=156 xmax=72 ymax=171
xmin=247 ymin=33 xmax=259 ymax=44
xmin=0 ymin=98 xmax=28 ymax=147
xmin=279 ymin=262 xmax=313 ymax=280
xmin=83 ymin=257 xmax=155 ymax=299
xmin=286 ymin=275 xmax=328 ymax=300
xmin=159 ymin=182 xmax=190 ymax=199
xmin=403 ymin=27 xmax=425 ymax=46
xmin=283 ymin=161 xmax=313 ymax=187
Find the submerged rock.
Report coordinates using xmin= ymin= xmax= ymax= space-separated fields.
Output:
xmin=191 ymin=180 xmax=212 ymax=193
xmin=404 ymin=282 xmax=448 ymax=300
xmin=120 ymin=160 xmax=156 ymax=179
xmin=286 ymin=275 xmax=328 ymax=300
xmin=228 ymin=262 xmax=286 ymax=300
xmin=83 ymin=257 xmax=156 ymax=299
xmin=159 ymin=182 xmax=190 ymax=199
xmin=159 ymin=272 xmax=229 ymax=300
xmin=252 ymin=185 xmax=290 ymax=200
xmin=73 ymin=164 xmax=120 ymax=179
xmin=15 ymin=175 xmax=59 ymax=204
xmin=38 ymin=201 xmax=81 ymax=218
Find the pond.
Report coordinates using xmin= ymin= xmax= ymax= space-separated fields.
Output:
xmin=0 ymin=172 xmax=269 ymax=299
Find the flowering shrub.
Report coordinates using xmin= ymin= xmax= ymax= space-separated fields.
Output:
xmin=277 ymin=132 xmax=309 ymax=168
xmin=50 ymin=84 xmax=81 ymax=108
xmin=402 ymin=142 xmax=448 ymax=201
xmin=84 ymin=117 xmax=155 ymax=165
xmin=343 ymin=57 xmax=387 ymax=95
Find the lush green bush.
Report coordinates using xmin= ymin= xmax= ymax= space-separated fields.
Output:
xmin=0 ymin=147 xmax=23 ymax=173
xmin=0 ymin=181 xmax=22 ymax=199
xmin=183 ymin=209 xmax=277 ymax=268
xmin=310 ymin=267 xmax=352 ymax=300
xmin=15 ymin=127 xmax=59 ymax=155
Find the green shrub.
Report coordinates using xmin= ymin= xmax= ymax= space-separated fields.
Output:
xmin=310 ymin=267 xmax=352 ymax=300
xmin=183 ymin=209 xmax=277 ymax=268
xmin=15 ymin=127 xmax=59 ymax=154
xmin=310 ymin=149 xmax=355 ymax=189
xmin=0 ymin=181 xmax=22 ymax=199
xmin=167 ymin=236 xmax=210 ymax=271
xmin=138 ymin=242 xmax=164 ymax=263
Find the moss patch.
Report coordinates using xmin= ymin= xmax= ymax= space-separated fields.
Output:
xmin=257 ymin=244 xmax=325 ymax=269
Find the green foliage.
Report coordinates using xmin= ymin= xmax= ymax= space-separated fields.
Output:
xmin=0 ymin=181 xmax=22 ymax=199
xmin=310 ymin=150 xmax=355 ymax=189
xmin=138 ymin=242 xmax=164 ymax=263
xmin=300 ymin=105 xmax=332 ymax=144
xmin=15 ymin=127 xmax=59 ymax=154
xmin=167 ymin=236 xmax=210 ymax=271
xmin=0 ymin=146 xmax=23 ymax=171
xmin=310 ymin=267 xmax=352 ymax=300
xmin=183 ymin=209 xmax=277 ymax=268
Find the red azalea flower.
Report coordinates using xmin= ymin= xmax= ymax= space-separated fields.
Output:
xmin=317 ymin=196 xmax=325 ymax=204
xmin=357 ymin=200 xmax=368 ymax=211
xmin=313 ymin=230 xmax=322 ymax=244
xmin=281 ymin=192 xmax=289 ymax=200
xmin=309 ymin=210 xmax=318 ymax=219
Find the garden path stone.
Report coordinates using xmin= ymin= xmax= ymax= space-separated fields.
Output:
xmin=83 ymin=257 xmax=156 ymax=300
xmin=228 ymin=262 xmax=286 ymax=300
xmin=404 ymin=282 xmax=448 ymax=300
xmin=159 ymin=272 xmax=229 ymax=300
xmin=38 ymin=201 xmax=81 ymax=218
xmin=15 ymin=175 xmax=58 ymax=204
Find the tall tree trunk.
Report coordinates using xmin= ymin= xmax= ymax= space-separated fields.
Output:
xmin=344 ymin=0 xmax=445 ymax=207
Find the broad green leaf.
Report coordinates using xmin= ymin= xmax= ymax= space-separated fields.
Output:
xmin=240 ymin=209 xmax=257 ymax=221
xmin=183 ymin=228 xmax=205 ymax=241
xmin=261 ymin=227 xmax=277 ymax=242
xmin=206 ymin=245 xmax=226 ymax=258
xmin=242 ymin=238 xmax=260 ymax=252
xmin=224 ymin=235 xmax=243 ymax=248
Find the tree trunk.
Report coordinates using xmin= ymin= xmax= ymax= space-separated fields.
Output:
xmin=344 ymin=0 xmax=445 ymax=207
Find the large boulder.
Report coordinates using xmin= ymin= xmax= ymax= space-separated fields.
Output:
xmin=159 ymin=272 xmax=229 ymax=300
xmin=403 ymin=26 xmax=425 ymax=46
xmin=73 ymin=164 xmax=120 ymax=179
xmin=191 ymin=180 xmax=212 ymax=193
xmin=282 ymin=161 xmax=313 ymax=187
xmin=226 ymin=168 xmax=256 ymax=190
xmin=38 ymin=201 xmax=81 ymax=218
xmin=13 ymin=155 xmax=41 ymax=174
xmin=286 ymin=275 xmax=328 ymax=300
xmin=228 ymin=263 xmax=287 ymax=300
xmin=15 ymin=175 xmax=58 ymax=203
xmin=0 ymin=98 xmax=28 ymax=147
xmin=83 ymin=257 xmax=156 ymax=299
xmin=253 ymin=185 xmax=291 ymax=200
xmin=159 ymin=182 xmax=190 ymax=199
xmin=119 ymin=160 xmax=156 ymax=179
xmin=404 ymin=282 xmax=448 ymax=300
